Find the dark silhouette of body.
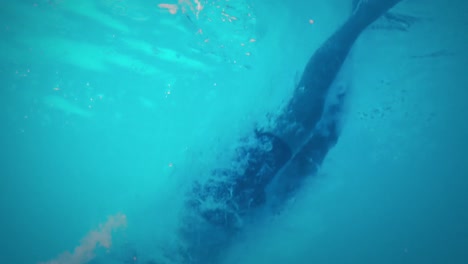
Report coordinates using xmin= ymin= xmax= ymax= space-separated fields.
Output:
xmin=179 ymin=1 xmax=403 ymax=263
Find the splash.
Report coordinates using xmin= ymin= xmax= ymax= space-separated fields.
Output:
xmin=158 ymin=3 xmax=178 ymax=14
xmin=158 ymin=0 xmax=204 ymax=18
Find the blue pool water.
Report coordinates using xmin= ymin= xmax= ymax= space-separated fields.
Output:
xmin=1 ymin=0 xmax=467 ymax=263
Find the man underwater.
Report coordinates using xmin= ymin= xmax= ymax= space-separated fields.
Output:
xmin=168 ymin=0 xmax=405 ymax=263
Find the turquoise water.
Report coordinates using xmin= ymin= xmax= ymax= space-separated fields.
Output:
xmin=1 ymin=0 xmax=467 ymax=263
